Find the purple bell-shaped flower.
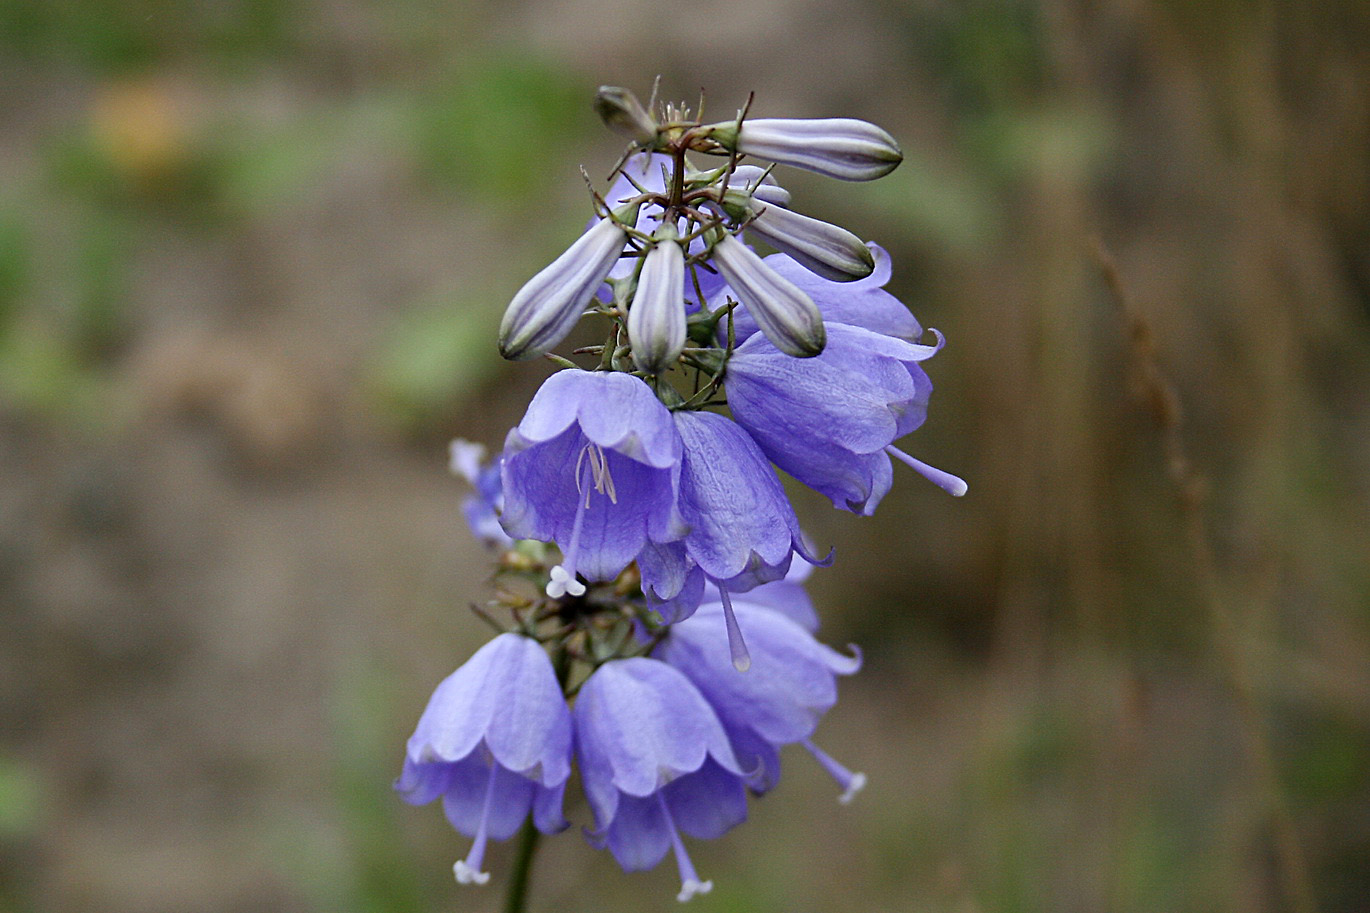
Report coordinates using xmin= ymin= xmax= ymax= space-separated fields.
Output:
xmin=501 ymin=370 xmax=686 ymax=596
xmin=396 ymin=633 xmax=573 ymax=885
xmin=654 ymin=596 xmax=864 ymax=800
xmin=726 ymin=322 xmax=965 ymax=515
xmin=639 ymin=410 xmax=826 ymax=670
xmin=575 ymin=657 xmax=749 ymax=902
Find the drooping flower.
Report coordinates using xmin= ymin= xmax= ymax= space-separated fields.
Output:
xmin=449 ymin=439 xmax=510 ymax=547
xmin=396 ymin=633 xmax=573 ymax=885
xmin=654 ymin=597 xmax=863 ymax=799
xmin=726 ymin=322 xmax=965 ymax=515
xmin=636 ymin=410 xmax=827 ymax=664
xmin=499 ymin=203 xmax=641 ymax=360
xmin=574 ymin=656 xmax=748 ymax=902
xmin=501 ymin=370 xmax=685 ymax=596
xmin=717 ymin=244 xmax=922 ymax=345
xmin=703 ymin=117 xmax=903 ymax=182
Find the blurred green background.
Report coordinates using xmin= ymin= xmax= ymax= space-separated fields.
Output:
xmin=1 ymin=1 xmax=1368 ymax=911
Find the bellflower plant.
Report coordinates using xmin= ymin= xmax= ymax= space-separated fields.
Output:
xmin=396 ymin=83 xmax=967 ymax=909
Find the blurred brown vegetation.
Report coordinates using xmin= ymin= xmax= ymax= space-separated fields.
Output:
xmin=1 ymin=1 xmax=1368 ymax=912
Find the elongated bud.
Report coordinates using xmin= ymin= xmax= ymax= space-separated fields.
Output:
xmin=594 ymin=86 xmax=658 ymax=145
xmin=705 ymin=117 xmax=902 ymax=182
xmin=711 ymin=234 xmax=825 ymax=357
xmin=628 ymin=226 xmax=686 ymax=374
xmin=498 ymin=204 xmax=641 ymax=360
xmin=745 ymin=203 xmax=875 ymax=282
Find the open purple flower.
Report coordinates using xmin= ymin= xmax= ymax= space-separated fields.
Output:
xmin=726 ymin=322 xmax=965 ymax=514
xmin=396 ymin=633 xmax=572 ymax=885
xmin=639 ymin=410 xmax=826 ymax=669
xmin=501 ymin=370 xmax=686 ymax=596
xmin=654 ymin=598 xmax=863 ymax=800
xmin=716 ymin=244 xmax=922 ymax=345
xmin=575 ymin=657 xmax=748 ymax=902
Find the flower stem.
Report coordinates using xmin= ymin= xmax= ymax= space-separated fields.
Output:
xmin=502 ymin=820 xmax=541 ymax=913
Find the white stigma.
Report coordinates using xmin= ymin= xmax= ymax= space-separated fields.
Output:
xmin=546 ymin=565 xmax=586 ymax=598
xmin=677 ymin=879 xmax=713 ymax=903
xmin=838 ymin=771 xmax=868 ymax=805
xmin=453 ymin=860 xmax=490 ymax=886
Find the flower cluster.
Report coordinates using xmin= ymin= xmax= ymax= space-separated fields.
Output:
xmin=398 ymin=85 xmax=965 ymax=904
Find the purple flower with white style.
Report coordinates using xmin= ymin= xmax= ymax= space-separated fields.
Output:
xmin=726 ymin=322 xmax=966 ymax=514
xmin=655 ymin=597 xmax=864 ymax=800
xmin=574 ymin=657 xmax=748 ymax=902
xmin=396 ymin=633 xmax=572 ymax=885
xmin=639 ymin=410 xmax=826 ymax=669
xmin=501 ymin=370 xmax=685 ymax=596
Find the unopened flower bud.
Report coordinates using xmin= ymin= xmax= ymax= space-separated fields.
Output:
xmin=745 ymin=203 xmax=875 ymax=282
xmin=729 ymin=165 xmax=791 ymax=208
xmin=593 ymin=86 xmax=658 ymax=145
xmin=711 ymin=234 xmax=825 ymax=357
xmin=628 ymin=226 xmax=687 ymax=374
xmin=498 ymin=204 xmax=641 ymax=360
xmin=706 ymin=117 xmax=903 ymax=182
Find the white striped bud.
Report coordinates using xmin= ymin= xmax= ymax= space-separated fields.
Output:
xmin=627 ymin=226 xmax=686 ymax=374
xmin=498 ymin=204 xmax=640 ymax=360
xmin=711 ymin=234 xmax=825 ymax=357
xmin=746 ymin=203 xmax=875 ymax=282
xmin=728 ymin=165 xmax=791 ymax=207
xmin=706 ymin=117 xmax=903 ymax=182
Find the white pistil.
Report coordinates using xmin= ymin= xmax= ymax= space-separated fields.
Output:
xmin=885 ymin=445 xmax=968 ymax=497
xmin=656 ymin=792 xmax=713 ymax=903
xmin=717 ymin=587 xmax=752 ymax=672
xmin=453 ymin=763 xmax=499 ymax=886
xmin=548 ymin=443 xmax=619 ymax=598
xmin=801 ymin=738 xmax=867 ymax=804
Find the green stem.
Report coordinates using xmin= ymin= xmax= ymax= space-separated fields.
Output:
xmin=502 ymin=819 xmax=541 ymax=913
xmin=503 ymin=643 xmax=573 ymax=913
